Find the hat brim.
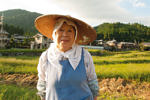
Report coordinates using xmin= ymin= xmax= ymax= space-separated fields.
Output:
xmin=35 ymin=14 xmax=97 ymax=45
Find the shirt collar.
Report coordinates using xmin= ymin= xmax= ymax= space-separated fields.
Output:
xmin=47 ymin=43 xmax=82 ymax=70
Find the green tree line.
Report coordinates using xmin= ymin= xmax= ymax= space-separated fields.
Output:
xmin=95 ymin=22 xmax=150 ymax=43
xmin=3 ymin=24 xmax=24 ymax=37
xmin=3 ymin=24 xmax=35 ymax=37
xmin=1 ymin=9 xmax=150 ymax=43
xmin=0 ymin=9 xmax=41 ymax=34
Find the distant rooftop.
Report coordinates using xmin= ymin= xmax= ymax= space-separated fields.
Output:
xmin=0 ymin=30 xmax=9 ymax=34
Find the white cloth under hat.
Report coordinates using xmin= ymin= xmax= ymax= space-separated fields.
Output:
xmin=52 ymin=18 xmax=78 ymax=45
xmin=49 ymin=18 xmax=81 ymax=70
xmin=47 ymin=43 xmax=81 ymax=70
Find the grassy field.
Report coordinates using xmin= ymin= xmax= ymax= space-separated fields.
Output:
xmin=0 ymin=50 xmax=150 ymax=100
xmin=0 ymin=84 xmax=40 ymax=100
xmin=0 ymin=83 xmax=137 ymax=100
xmin=0 ymin=56 xmax=38 ymax=74
xmin=93 ymin=50 xmax=150 ymax=82
xmin=0 ymin=50 xmax=150 ymax=81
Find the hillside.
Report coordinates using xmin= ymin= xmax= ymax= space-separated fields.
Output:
xmin=0 ymin=9 xmax=42 ymax=34
xmin=94 ymin=22 xmax=150 ymax=43
xmin=0 ymin=9 xmax=150 ymax=43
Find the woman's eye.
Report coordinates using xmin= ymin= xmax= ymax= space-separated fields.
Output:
xmin=59 ymin=29 xmax=64 ymax=32
xmin=68 ymin=29 xmax=72 ymax=32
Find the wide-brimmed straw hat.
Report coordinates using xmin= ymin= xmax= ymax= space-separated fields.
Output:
xmin=35 ymin=14 xmax=97 ymax=45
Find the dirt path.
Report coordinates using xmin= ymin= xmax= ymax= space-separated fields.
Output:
xmin=0 ymin=73 xmax=150 ymax=100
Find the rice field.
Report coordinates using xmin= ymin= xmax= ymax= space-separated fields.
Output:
xmin=0 ymin=84 xmax=40 ymax=100
xmin=93 ymin=50 xmax=150 ymax=82
xmin=0 ymin=50 xmax=150 ymax=100
xmin=0 ymin=56 xmax=38 ymax=74
xmin=0 ymin=50 xmax=150 ymax=81
xmin=0 ymin=83 xmax=137 ymax=100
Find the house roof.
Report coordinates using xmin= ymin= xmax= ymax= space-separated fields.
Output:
xmin=33 ymin=33 xmax=43 ymax=38
xmin=0 ymin=30 xmax=9 ymax=34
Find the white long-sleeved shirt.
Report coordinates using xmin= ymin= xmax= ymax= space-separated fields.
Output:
xmin=37 ymin=44 xmax=99 ymax=99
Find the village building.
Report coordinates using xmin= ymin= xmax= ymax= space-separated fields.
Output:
xmin=30 ymin=33 xmax=53 ymax=49
xmin=140 ymin=42 xmax=150 ymax=51
xmin=12 ymin=34 xmax=27 ymax=43
xmin=102 ymin=40 xmax=138 ymax=51
xmin=9 ymin=34 xmax=31 ymax=48
xmin=94 ymin=40 xmax=104 ymax=46
xmin=103 ymin=40 xmax=118 ymax=51
xmin=0 ymin=15 xmax=9 ymax=48
xmin=0 ymin=30 xmax=9 ymax=48
xmin=117 ymin=42 xmax=137 ymax=50
xmin=106 ymin=40 xmax=117 ymax=47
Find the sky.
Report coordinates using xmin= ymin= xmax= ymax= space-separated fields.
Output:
xmin=0 ymin=0 xmax=150 ymax=27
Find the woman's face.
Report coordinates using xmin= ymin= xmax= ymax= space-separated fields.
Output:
xmin=55 ymin=22 xmax=76 ymax=52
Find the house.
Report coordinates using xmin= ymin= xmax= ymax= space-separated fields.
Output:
xmin=94 ymin=40 xmax=104 ymax=46
xmin=0 ymin=30 xmax=9 ymax=48
xmin=0 ymin=15 xmax=9 ymax=48
xmin=117 ymin=42 xmax=137 ymax=50
xmin=30 ymin=33 xmax=53 ymax=49
xmin=140 ymin=42 xmax=150 ymax=51
xmin=12 ymin=34 xmax=27 ymax=43
xmin=106 ymin=40 xmax=117 ymax=47
xmin=104 ymin=40 xmax=118 ymax=51
xmin=103 ymin=40 xmax=138 ymax=51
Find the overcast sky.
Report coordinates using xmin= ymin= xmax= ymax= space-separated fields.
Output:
xmin=0 ymin=0 xmax=150 ymax=26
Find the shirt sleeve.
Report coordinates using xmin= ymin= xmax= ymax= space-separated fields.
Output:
xmin=37 ymin=51 xmax=47 ymax=99
xmin=84 ymin=49 xmax=99 ymax=97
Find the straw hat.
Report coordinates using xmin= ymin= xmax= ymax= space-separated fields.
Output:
xmin=35 ymin=14 xmax=97 ymax=45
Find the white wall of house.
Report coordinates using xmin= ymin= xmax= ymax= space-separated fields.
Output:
xmin=0 ymin=32 xmax=9 ymax=48
xmin=31 ymin=33 xmax=53 ymax=49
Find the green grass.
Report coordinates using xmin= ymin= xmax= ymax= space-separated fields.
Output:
xmin=0 ymin=84 xmax=40 ymax=100
xmin=0 ymin=84 xmax=141 ymax=100
xmin=93 ymin=50 xmax=150 ymax=82
xmin=0 ymin=56 xmax=38 ymax=74
xmin=95 ymin=64 xmax=150 ymax=81
xmin=97 ymin=92 xmax=141 ymax=100
xmin=0 ymin=50 xmax=150 ymax=82
xmin=0 ymin=48 xmax=45 ymax=53
xmin=0 ymin=50 xmax=149 ymax=100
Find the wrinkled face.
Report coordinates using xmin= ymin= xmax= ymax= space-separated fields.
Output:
xmin=55 ymin=22 xmax=76 ymax=52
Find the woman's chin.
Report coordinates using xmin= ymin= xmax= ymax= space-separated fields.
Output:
xmin=59 ymin=44 xmax=72 ymax=51
xmin=61 ymin=45 xmax=71 ymax=49
xmin=60 ymin=42 xmax=70 ymax=47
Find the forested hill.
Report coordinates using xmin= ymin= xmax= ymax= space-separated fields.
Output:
xmin=94 ymin=22 xmax=150 ymax=43
xmin=0 ymin=9 xmax=42 ymax=34
xmin=0 ymin=9 xmax=150 ymax=43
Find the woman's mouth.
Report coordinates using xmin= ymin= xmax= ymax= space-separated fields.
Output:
xmin=61 ymin=40 xmax=69 ymax=43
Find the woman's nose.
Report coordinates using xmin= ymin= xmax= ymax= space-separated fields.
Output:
xmin=62 ymin=31 xmax=68 ymax=36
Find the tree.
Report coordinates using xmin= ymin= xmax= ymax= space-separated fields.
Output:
xmin=94 ymin=22 xmax=150 ymax=43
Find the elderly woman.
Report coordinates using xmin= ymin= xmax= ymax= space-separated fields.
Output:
xmin=35 ymin=14 xmax=99 ymax=100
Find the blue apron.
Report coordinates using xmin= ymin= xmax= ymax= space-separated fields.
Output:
xmin=46 ymin=49 xmax=93 ymax=100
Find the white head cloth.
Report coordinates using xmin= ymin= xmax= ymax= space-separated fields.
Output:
xmin=52 ymin=18 xmax=78 ymax=46
xmin=47 ymin=18 xmax=82 ymax=70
